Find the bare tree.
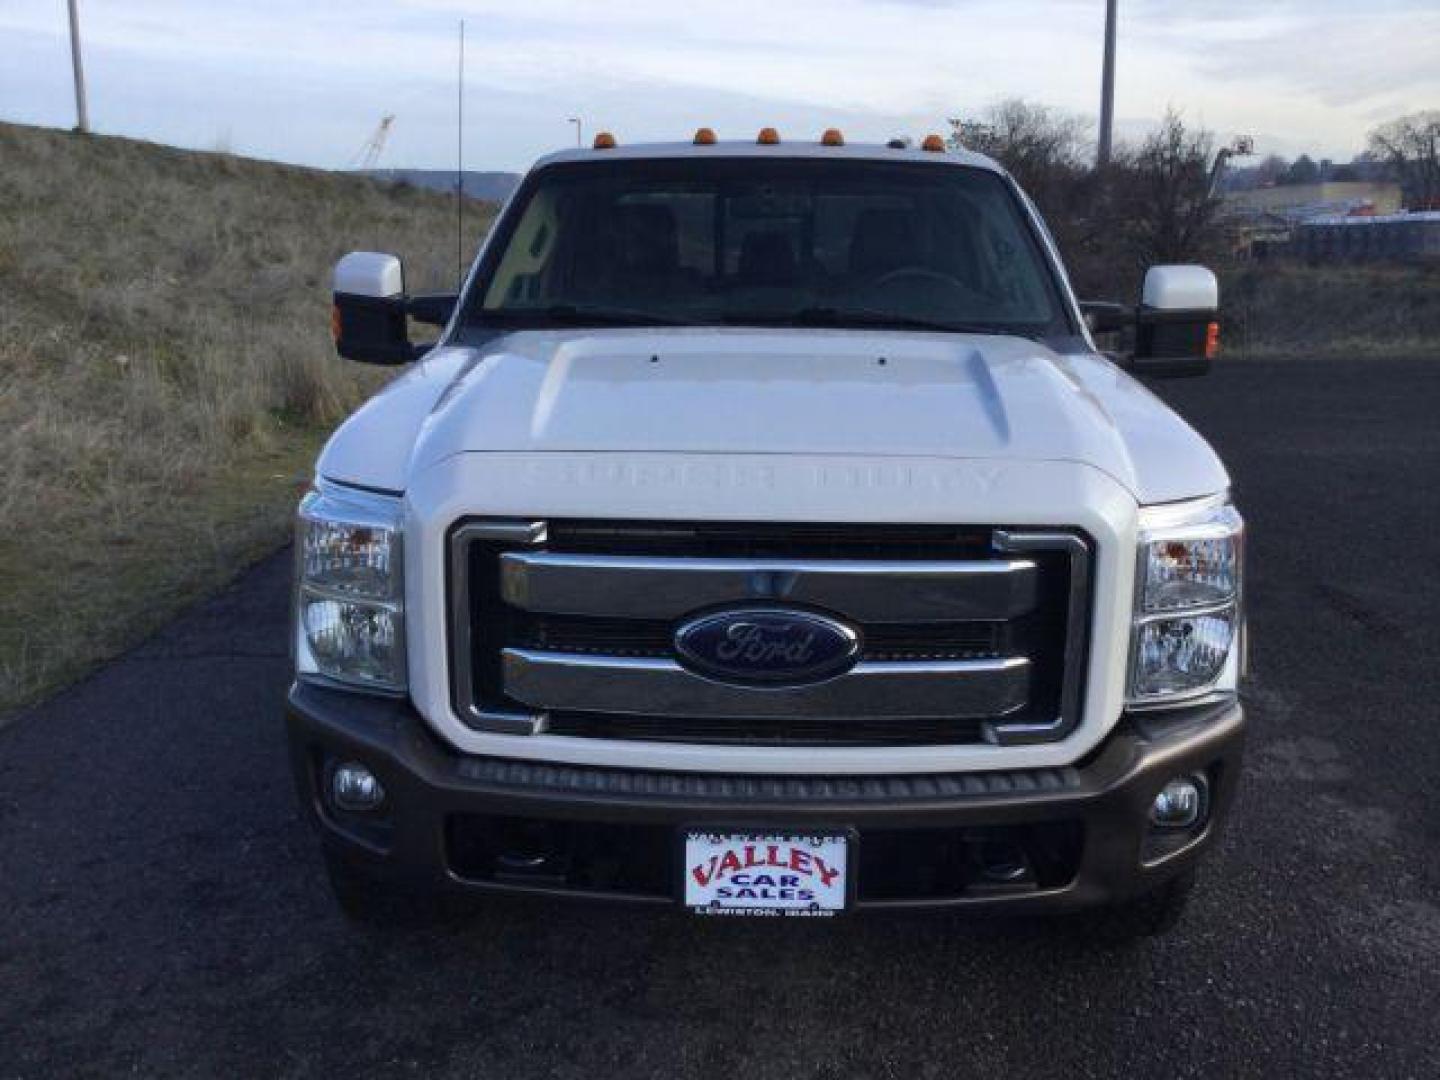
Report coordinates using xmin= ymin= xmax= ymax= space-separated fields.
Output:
xmin=1254 ymin=154 xmax=1290 ymax=188
xmin=945 ymin=103 xmax=1224 ymax=298
xmin=1283 ymin=154 xmax=1320 ymax=187
xmin=950 ymin=100 xmax=1090 ymax=176
xmin=1367 ymin=111 xmax=1440 ymax=209
xmin=1112 ymin=110 xmax=1222 ymax=266
xmin=948 ymin=99 xmax=1107 ymax=290
xmin=949 ymin=99 xmax=1091 ymax=213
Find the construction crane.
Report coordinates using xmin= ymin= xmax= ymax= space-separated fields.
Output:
xmin=351 ymin=115 xmax=395 ymax=171
xmin=1209 ymin=135 xmax=1255 ymax=198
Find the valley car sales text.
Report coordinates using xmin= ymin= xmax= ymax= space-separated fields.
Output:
xmin=689 ymin=840 xmax=843 ymax=917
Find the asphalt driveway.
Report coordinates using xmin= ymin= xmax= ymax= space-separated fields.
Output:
xmin=2 ymin=352 xmax=1438 ymax=1078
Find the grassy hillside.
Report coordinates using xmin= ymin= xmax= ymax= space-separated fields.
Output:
xmin=0 ymin=122 xmax=493 ymax=714
xmin=1221 ymin=262 xmax=1440 ymax=358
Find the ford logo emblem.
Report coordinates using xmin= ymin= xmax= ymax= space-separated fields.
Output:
xmin=674 ymin=608 xmax=861 ymax=686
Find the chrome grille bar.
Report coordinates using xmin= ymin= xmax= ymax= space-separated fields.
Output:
xmin=448 ymin=519 xmax=1092 ymax=745
xmin=502 ymin=649 xmax=1031 ymax=720
xmin=498 ymin=553 xmax=1039 ymax=622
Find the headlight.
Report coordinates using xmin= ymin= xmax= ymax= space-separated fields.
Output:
xmin=294 ymin=482 xmax=405 ymax=692
xmin=1140 ymin=503 xmax=1241 ymax=611
xmin=1128 ymin=497 xmax=1244 ymax=706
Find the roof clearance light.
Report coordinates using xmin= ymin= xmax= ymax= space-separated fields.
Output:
xmin=593 ymin=131 xmax=617 ymax=150
xmin=821 ymin=128 xmax=845 ymax=147
xmin=921 ymin=134 xmax=946 ymax=152
xmin=757 ymin=127 xmax=781 ymax=145
xmin=693 ymin=127 xmax=717 ymax=146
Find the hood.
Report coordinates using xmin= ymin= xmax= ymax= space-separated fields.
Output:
xmin=318 ymin=328 xmax=1228 ymax=504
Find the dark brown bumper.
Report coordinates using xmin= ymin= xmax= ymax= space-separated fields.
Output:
xmin=286 ymin=682 xmax=1244 ymax=914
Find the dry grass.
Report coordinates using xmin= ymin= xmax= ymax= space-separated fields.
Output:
xmin=1220 ymin=262 xmax=1440 ymax=358
xmin=0 ymin=122 xmax=492 ymax=714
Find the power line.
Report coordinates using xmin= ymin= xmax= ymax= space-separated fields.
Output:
xmin=456 ymin=19 xmax=465 ymax=290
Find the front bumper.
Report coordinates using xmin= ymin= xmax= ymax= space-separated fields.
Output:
xmin=286 ymin=682 xmax=1244 ymax=913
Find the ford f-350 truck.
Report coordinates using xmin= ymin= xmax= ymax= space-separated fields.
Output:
xmin=289 ymin=129 xmax=1245 ymax=937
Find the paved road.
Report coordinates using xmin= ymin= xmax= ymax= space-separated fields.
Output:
xmin=3 ymin=354 xmax=1439 ymax=1078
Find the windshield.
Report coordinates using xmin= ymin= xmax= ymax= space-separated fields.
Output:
xmin=464 ymin=157 xmax=1070 ymax=336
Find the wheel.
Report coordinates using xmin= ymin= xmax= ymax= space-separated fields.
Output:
xmin=1086 ymin=871 xmax=1196 ymax=944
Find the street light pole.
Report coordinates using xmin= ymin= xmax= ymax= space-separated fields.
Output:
xmin=1097 ymin=0 xmax=1116 ymax=167
xmin=67 ymin=0 xmax=89 ymax=132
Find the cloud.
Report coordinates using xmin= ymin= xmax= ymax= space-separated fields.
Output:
xmin=1 ymin=0 xmax=1435 ymax=169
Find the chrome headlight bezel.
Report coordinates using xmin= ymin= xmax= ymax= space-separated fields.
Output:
xmin=1128 ymin=495 xmax=1245 ymax=708
xmin=293 ymin=480 xmax=406 ymax=694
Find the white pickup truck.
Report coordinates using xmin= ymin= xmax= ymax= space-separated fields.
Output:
xmin=289 ymin=129 xmax=1245 ymax=937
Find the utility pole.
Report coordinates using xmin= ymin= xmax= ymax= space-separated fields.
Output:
xmin=67 ymin=0 xmax=89 ymax=132
xmin=1097 ymin=0 xmax=1116 ymax=167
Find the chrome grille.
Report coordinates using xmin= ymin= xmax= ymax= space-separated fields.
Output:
xmin=448 ymin=520 xmax=1090 ymax=747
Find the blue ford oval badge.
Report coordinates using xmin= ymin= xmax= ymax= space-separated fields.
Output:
xmin=674 ymin=608 xmax=861 ymax=685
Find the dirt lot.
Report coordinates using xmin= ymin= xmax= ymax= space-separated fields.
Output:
xmin=2 ymin=352 xmax=1437 ymax=1078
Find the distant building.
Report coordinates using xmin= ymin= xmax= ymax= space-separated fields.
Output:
xmin=1221 ymin=182 xmax=1411 ymax=260
xmin=1291 ymin=212 xmax=1440 ymax=262
xmin=1222 ymin=181 xmax=1405 ymax=223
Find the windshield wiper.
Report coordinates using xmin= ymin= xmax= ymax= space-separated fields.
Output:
xmin=479 ymin=303 xmax=1039 ymax=337
xmin=478 ymin=304 xmax=685 ymax=327
xmin=726 ymin=307 xmax=1025 ymax=337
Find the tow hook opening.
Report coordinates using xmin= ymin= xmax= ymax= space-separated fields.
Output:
xmin=976 ymin=840 xmax=1035 ymax=886
xmin=494 ymin=820 xmax=568 ymax=881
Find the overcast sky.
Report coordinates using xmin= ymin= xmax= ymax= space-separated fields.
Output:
xmin=3 ymin=0 xmax=1437 ymax=173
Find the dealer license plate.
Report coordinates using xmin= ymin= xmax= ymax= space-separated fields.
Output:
xmin=683 ymin=831 xmax=849 ymax=917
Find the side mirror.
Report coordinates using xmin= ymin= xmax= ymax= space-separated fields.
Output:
xmin=1132 ymin=265 xmax=1219 ymax=377
xmin=407 ymin=292 xmax=458 ymax=328
xmin=332 ymin=252 xmax=413 ymax=365
xmin=1080 ymin=301 xmax=1131 ymax=336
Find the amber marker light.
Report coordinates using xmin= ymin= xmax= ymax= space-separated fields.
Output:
xmin=757 ymin=127 xmax=781 ymax=145
xmin=1205 ymin=321 xmax=1221 ymax=359
xmin=592 ymin=131 xmax=617 ymax=149
xmin=820 ymin=128 xmax=845 ymax=147
xmin=693 ymin=127 xmax=717 ymax=145
xmin=921 ymin=134 xmax=946 ymax=152
xmin=330 ymin=305 xmax=342 ymax=342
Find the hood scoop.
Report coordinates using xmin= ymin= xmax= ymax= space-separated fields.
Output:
xmin=422 ymin=329 xmax=1097 ymax=463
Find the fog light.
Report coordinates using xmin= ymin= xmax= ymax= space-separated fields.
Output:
xmin=1149 ymin=774 xmax=1208 ymax=829
xmin=330 ymin=761 xmax=385 ymax=812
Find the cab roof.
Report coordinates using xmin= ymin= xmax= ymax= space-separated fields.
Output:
xmin=532 ymin=139 xmax=1005 ymax=174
